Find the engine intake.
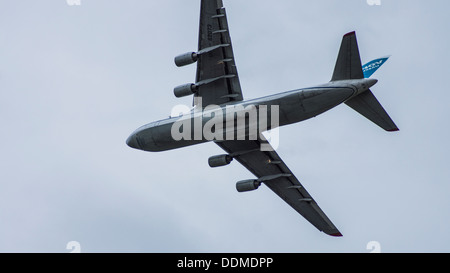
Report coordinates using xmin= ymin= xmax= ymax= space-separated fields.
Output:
xmin=208 ymin=154 xmax=233 ymax=168
xmin=174 ymin=52 xmax=198 ymax=67
xmin=236 ymin=179 xmax=261 ymax=192
xmin=173 ymin=83 xmax=198 ymax=98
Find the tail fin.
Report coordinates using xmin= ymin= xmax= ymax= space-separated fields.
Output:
xmin=331 ymin=31 xmax=364 ymax=81
xmin=362 ymin=56 xmax=390 ymax=78
xmin=332 ymin=31 xmax=399 ymax=132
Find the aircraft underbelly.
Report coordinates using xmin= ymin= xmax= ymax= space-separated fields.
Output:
xmin=279 ymin=87 xmax=355 ymax=125
xmin=135 ymin=87 xmax=354 ymax=152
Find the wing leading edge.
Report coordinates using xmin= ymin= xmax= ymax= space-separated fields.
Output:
xmin=215 ymin=137 xmax=342 ymax=237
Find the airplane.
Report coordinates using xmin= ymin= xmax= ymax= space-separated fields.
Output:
xmin=126 ymin=0 xmax=398 ymax=237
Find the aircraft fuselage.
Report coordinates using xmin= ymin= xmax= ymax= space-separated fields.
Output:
xmin=126 ymin=78 xmax=377 ymax=152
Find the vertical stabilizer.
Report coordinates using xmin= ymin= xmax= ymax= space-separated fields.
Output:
xmin=362 ymin=56 xmax=390 ymax=78
xmin=331 ymin=31 xmax=364 ymax=81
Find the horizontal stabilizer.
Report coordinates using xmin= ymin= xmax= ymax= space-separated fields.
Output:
xmin=345 ymin=90 xmax=399 ymax=132
xmin=331 ymin=31 xmax=364 ymax=81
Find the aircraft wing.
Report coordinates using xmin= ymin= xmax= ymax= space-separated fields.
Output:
xmin=194 ymin=0 xmax=243 ymax=107
xmin=215 ymin=137 xmax=342 ymax=236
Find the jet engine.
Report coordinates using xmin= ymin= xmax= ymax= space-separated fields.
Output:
xmin=236 ymin=179 xmax=261 ymax=192
xmin=174 ymin=52 xmax=198 ymax=67
xmin=174 ymin=44 xmax=230 ymax=67
xmin=173 ymin=83 xmax=198 ymax=98
xmin=208 ymin=154 xmax=233 ymax=168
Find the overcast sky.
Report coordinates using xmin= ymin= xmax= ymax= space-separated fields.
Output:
xmin=1 ymin=0 xmax=449 ymax=253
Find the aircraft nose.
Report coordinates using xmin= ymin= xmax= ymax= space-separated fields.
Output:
xmin=126 ymin=134 xmax=141 ymax=150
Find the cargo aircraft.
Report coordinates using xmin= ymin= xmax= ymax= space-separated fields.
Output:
xmin=127 ymin=0 xmax=398 ymax=236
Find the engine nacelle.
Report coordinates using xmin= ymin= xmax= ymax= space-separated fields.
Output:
xmin=208 ymin=154 xmax=233 ymax=168
xmin=173 ymin=83 xmax=198 ymax=98
xmin=174 ymin=52 xmax=198 ymax=67
xmin=236 ymin=179 xmax=260 ymax=192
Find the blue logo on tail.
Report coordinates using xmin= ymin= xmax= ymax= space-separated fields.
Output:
xmin=362 ymin=56 xmax=390 ymax=78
